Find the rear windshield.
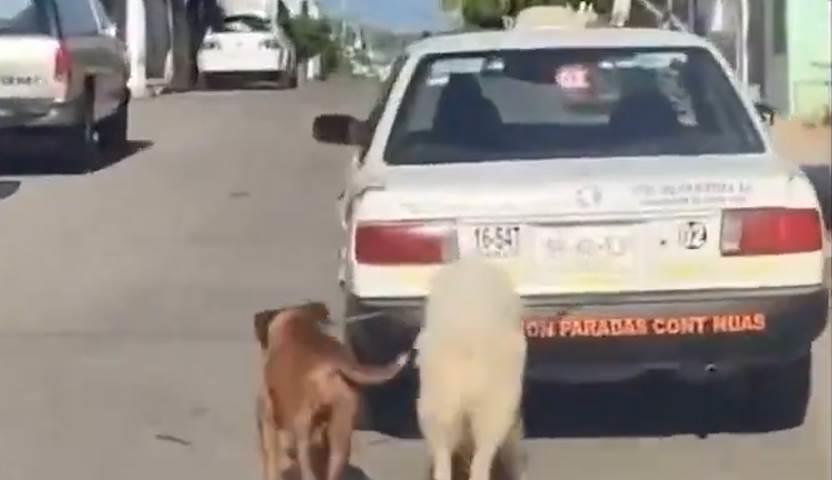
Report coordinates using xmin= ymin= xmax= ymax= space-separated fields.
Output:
xmin=220 ymin=15 xmax=271 ymax=33
xmin=0 ymin=0 xmax=50 ymax=35
xmin=384 ymin=47 xmax=766 ymax=165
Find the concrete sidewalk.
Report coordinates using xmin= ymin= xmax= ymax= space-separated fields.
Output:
xmin=771 ymin=119 xmax=831 ymax=166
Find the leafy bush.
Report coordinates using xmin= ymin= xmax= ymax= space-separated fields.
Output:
xmin=320 ymin=41 xmax=343 ymax=77
xmin=456 ymin=0 xmax=655 ymax=28
xmin=286 ymin=15 xmax=333 ymax=61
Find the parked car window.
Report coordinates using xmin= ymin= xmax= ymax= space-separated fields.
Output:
xmin=89 ymin=0 xmax=114 ymax=32
xmin=220 ymin=15 xmax=271 ymax=33
xmin=55 ymin=0 xmax=99 ymax=36
xmin=0 ymin=0 xmax=51 ymax=35
xmin=360 ymin=55 xmax=407 ymax=158
xmin=385 ymin=47 xmax=765 ymax=166
xmin=366 ymin=55 xmax=407 ymax=135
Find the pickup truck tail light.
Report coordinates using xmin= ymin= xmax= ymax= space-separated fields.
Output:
xmin=721 ymin=208 xmax=822 ymax=256
xmin=354 ymin=222 xmax=457 ymax=265
xmin=54 ymin=42 xmax=71 ymax=102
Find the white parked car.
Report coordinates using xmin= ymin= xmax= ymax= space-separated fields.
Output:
xmin=313 ymin=27 xmax=829 ymax=432
xmin=197 ymin=13 xmax=296 ymax=89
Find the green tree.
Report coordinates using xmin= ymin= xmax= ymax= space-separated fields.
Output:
xmin=450 ymin=0 xmax=655 ymax=28
xmin=286 ymin=15 xmax=333 ymax=61
xmin=460 ymin=0 xmax=510 ymax=28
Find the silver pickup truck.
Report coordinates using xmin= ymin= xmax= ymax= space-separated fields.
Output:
xmin=0 ymin=0 xmax=130 ymax=173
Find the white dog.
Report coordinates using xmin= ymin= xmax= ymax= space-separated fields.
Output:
xmin=415 ymin=257 xmax=528 ymax=480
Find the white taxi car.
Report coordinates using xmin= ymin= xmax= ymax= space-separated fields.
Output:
xmin=313 ymin=27 xmax=829 ymax=431
xmin=197 ymin=13 xmax=296 ymax=89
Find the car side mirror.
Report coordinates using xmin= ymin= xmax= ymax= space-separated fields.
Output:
xmin=754 ymin=102 xmax=776 ymax=126
xmin=312 ymin=114 xmax=368 ymax=145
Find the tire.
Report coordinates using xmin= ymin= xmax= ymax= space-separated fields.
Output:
xmin=200 ymin=74 xmax=219 ymax=90
xmin=97 ymin=99 xmax=128 ymax=150
xmin=279 ymin=69 xmax=298 ymax=89
xmin=745 ymin=352 xmax=812 ymax=431
xmin=63 ymin=90 xmax=99 ymax=174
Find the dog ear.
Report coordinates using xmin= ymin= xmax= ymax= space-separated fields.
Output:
xmin=253 ymin=309 xmax=280 ymax=349
xmin=301 ymin=301 xmax=330 ymax=322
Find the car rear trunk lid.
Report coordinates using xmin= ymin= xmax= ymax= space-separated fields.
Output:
xmin=351 ymin=155 xmax=825 ymax=296
xmin=0 ymin=37 xmax=65 ymax=118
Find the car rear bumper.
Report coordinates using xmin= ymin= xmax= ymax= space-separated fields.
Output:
xmin=0 ymin=96 xmax=84 ymax=130
xmin=197 ymin=51 xmax=288 ymax=74
xmin=345 ymin=285 xmax=830 ymax=383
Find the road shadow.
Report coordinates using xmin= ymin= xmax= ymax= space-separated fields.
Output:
xmin=0 ymin=180 xmax=21 ymax=201
xmin=359 ymin=370 xmax=806 ymax=440
xmin=801 ymin=165 xmax=831 ymax=229
xmin=279 ymin=463 xmax=372 ymax=480
xmin=0 ymin=140 xmax=153 ymax=176
xmin=199 ymin=79 xmax=295 ymax=92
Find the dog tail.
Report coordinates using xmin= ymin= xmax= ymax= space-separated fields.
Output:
xmin=337 ymin=352 xmax=410 ymax=386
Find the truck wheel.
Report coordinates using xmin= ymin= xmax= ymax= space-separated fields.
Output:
xmin=745 ymin=352 xmax=811 ymax=431
xmin=63 ymin=90 xmax=99 ymax=174
xmin=97 ymin=99 xmax=128 ymax=150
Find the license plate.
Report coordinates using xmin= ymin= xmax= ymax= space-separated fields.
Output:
xmin=534 ymin=225 xmax=635 ymax=268
xmin=459 ymin=224 xmax=521 ymax=258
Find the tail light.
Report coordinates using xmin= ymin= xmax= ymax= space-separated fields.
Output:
xmin=259 ymin=39 xmax=282 ymax=49
xmin=201 ymin=39 xmax=221 ymax=50
xmin=54 ymin=42 xmax=71 ymax=101
xmin=721 ymin=208 xmax=822 ymax=256
xmin=354 ymin=222 xmax=457 ymax=265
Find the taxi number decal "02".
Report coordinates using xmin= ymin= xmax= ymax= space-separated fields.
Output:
xmin=523 ymin=313 xmax=767 ymax=339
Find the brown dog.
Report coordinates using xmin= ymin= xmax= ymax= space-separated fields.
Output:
xmin=254 ymin=302 xmax=409 ymax=480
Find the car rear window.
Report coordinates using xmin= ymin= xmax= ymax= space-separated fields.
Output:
xmin=0 ymin=0 xmax=52 ymax=35
xmin=384 ymin=47 xmax=766 ymax=165
xmin=220 ymin=15 xmax=271 ymax=33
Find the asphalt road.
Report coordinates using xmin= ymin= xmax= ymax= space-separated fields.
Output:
xmin=0 ymin=79 xmax=829 ymax=480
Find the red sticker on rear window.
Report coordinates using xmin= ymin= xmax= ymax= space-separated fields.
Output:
xmin=555 ymin=64 xmax=591 ymax=90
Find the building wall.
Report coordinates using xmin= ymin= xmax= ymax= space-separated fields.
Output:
xmin=145 ymin=0 xmax=172 ymax=79
xmin=787 ymin=0 xmax=831 ymax=120
xmin=763 ymin=0 xmax=790 ymax=113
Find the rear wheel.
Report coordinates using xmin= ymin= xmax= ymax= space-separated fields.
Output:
xmin=287 ymin=70 xmax=298 ymax=89
xmin=200 ymin=73 xmax=220 ymax=90
xmin=97 ymin=99 xmax=128 ymax=150
xmin=278 ymin=69 xmax=298 ymax=89
xmin=63 ymin=90 xmax=99 ymax=174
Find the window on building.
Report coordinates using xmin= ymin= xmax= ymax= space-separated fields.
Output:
xmin=773 ymin=0 xmax=787 ymax=55
xmin=55 ymin=0 xmax=99 ymax=36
